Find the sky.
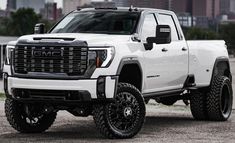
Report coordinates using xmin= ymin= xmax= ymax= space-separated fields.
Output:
xmin=0 ymin=0 xmax=7 ymax=10
xmin=0 ymin=0 xmax=104 ymax=10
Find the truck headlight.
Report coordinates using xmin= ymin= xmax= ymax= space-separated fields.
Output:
xmin=88 ymin=47 xmax=115 ymax=68
xmin=5 ymin=45 xmax=14 ymax=65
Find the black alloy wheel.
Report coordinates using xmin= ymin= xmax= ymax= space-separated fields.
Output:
xmin=93 ymin=83 xmax=146 ymax=139
xmin=107 ymin=91 xmax=140 ymax=132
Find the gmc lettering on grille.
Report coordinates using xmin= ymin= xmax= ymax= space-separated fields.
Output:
xmin=32 ymin=50 xmax=63 ymax=58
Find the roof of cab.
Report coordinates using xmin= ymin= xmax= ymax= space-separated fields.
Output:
xmin=73 ymin=7 xmax=174 ymax=15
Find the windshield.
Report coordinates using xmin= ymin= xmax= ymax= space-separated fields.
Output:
xmin=50 ymin=11 xmax=140 ymax=35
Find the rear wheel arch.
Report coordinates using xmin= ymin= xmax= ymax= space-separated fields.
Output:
xmin=211 ymin=57 xmax=231 ymax=82
xmin=116 ymin=59 xmax=143 ymax=92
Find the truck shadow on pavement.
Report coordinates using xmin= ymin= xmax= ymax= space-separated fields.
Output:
xmin=0 ymin=114 xmax=218 ymax=141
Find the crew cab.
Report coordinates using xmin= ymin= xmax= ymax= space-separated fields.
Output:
xmin=2 ymin=7 xmax=233 ymax=139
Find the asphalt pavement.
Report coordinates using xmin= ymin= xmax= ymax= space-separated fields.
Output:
xmin=0 ymin=102 xmax=234 ymax=143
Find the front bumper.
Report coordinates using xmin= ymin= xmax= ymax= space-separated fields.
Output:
xmin=3 ymin=74 xmax=118 ymax=102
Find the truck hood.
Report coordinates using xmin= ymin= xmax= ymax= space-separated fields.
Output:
xmin=17 ymin=33 xmax=132 ymax=46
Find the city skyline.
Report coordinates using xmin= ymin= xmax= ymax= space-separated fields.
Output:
xmin=0 ymin=0 xmax=63 ymax=9
xmin=0 ymin=0 xmax=105 ymax=10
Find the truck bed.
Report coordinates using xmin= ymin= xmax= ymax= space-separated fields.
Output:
xmin=186 ymin=40 xmax=228 ymax=87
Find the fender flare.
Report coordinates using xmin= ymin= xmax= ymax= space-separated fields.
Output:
xmin=210 ymin=57 xmax=231 ymax=84
xmin=116 ymin=57 xmax=143 ymax=90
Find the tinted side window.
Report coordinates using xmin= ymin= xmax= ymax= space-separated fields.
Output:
xmin=141 ymin=14 xmax=157 ymax=41
xmin=158 ymin=14 xmax=179 ymax=41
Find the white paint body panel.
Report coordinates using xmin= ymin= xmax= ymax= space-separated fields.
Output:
xmin=143 ymin=41 xmax=189 ymax=93
xmin=187 ymin=40 xmax=228 ymax=87
xmin=7 ymin=76 xmax=116 ymax=99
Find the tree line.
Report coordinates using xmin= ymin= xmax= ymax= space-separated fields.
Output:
xmin=0 ymin=8 xmax=55 ymax=36
xmin=183 ymin=25 xmax=235 ymax=54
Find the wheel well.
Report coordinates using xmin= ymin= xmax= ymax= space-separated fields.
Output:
xmin=215 ymin=61 xmax=231 ymax=77
xmin=118 ymin=64 xmax=142 ymax=91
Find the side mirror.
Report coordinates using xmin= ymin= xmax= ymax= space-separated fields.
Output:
xmin=147 ymin=25 xmax=171 ymax=45
xmin=34 ymin=23 xmax=45 ymax=34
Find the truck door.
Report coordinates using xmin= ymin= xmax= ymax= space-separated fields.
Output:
xmin=142 ymin=13 xmax=188 ymax=93
xmin=157 ymin=13 xmax=188 ymax=90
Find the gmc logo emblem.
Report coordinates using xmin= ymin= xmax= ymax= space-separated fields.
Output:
xmin=32 ymin=50 xmax=63 ymax=58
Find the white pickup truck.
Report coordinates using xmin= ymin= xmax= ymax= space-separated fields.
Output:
xmin=2 ymin=7 xmax=233 ymax=139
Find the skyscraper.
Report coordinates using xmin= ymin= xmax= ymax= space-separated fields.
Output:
xmin=153 ymin=0 xmax=170 ymax=9
xmin=230 ymin=0 xmax=235 ymax=13
xmin=170 ymin=0 xmax=192 ymax=14
xmin=7 ymin=0 xmax=16 ymax=10
xmin=40 ymin=2 xmax=58 ymax=20
xmin=133 ymin=0 xmax=155 ymax=8
xmin=113 ymin=0 xmax=130 ymax=7
xmin=220 ymin=0 xmax=235 ymax=14
xmin=193 ymin=0 xmax=220 ymax=18
xmin=113 ymin=0 xmax=169 ymax=9
xmin=63 ymin=0 xmax=91 ymax=14
xmin=16 ymin=0 xmax=45 ymax=13
xmin=113 ymin=0 xmax=192 ymax=12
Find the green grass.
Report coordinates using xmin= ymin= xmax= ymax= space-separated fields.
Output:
xmin=0 ymin=93 xmax=5 ymax=100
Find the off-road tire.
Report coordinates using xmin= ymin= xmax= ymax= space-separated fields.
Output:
xmin=5 ymin=98 xmax=57 ymax=133
xmin=190 ymin=91 xmax=208 ymax=120
xmin=93 ymin=83 xmax=146 ymax=139
xmin=206 ymin=76 xmax=233 ymax=121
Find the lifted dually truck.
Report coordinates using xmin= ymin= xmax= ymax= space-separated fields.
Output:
xmin=2 ymin=7 xmax=233 ymax=139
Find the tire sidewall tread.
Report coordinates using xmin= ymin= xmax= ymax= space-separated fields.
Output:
xmin=206 ymin=76 xmax=233 ymax=121
xmin=5 ymin=98 xmax=57 ymax=133
xmin=93 ymin=82 xmax=146 ymax=139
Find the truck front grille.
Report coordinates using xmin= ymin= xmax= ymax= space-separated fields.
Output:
xmin=13 ymin=45 xmax=88 ymax=76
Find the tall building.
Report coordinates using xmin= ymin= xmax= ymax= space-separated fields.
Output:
xmin=220 ymin=0 xmax=229 ymax=14
xmin=91 ymin=1 xmax=116 ymax=8
xmin=213 ymin=0 xmax=220 ymax=18
xmin=230 ymin=0 xmax=235 ymax=13
xmin=114 ymin=0 xmax=129 ymax=7
xmin=153 ymin=0 xmax=170 ymax=9
xmin=0 ymin=10 xmax=8 ymax=17
xmin=6 ymin=0 xmax=16 ymax=10
xmin=193 ymin=0 xmax=220 ymax=18
xmin=134 ymin=0 xmax=156 ymax=8
xmin=113 ymin=0 xmax=170 ymax=9
xmin=113 ymin=0 xmax=191 ymax=12
xmin=178 ymin=13 xmax=196 ymax=27
xmin=220 ymin=0 xmax=235 ymax=14
xmin=63 ymin=0 xmax=91 ymax=14
xmin=16 ymin=0 xmax=45 ymax=13
xmin=40 ymin=2 xmax=58 ymax=20
xmin=170 ymin=0 xmax=192 ymax=14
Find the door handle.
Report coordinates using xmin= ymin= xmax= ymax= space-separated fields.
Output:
xmin=182 ymin=47 xmax=187 ymax=51
xmin=161 ymin=48 xmax=168 ymax=52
